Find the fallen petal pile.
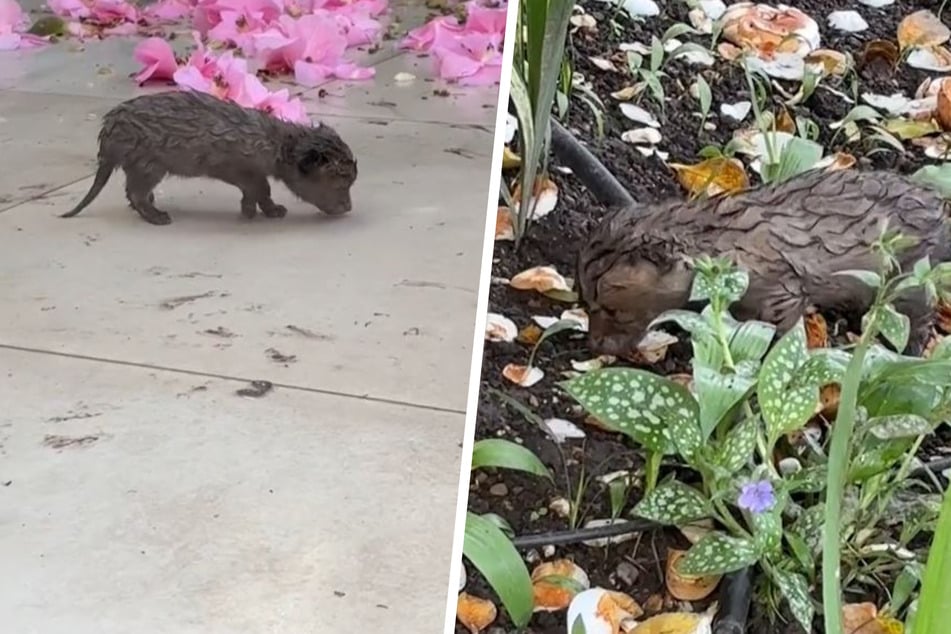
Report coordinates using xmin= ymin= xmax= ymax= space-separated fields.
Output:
xmin=0 ymin=0 xmax=48 ymax=50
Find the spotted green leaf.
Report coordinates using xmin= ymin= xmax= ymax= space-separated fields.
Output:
xmin=790 ymin=503 xmax=825 ymax=554
xmin=786 ymin=466 xmax=827 ymax=494
xmin=561 ymin=368 xmax=699 ymax=455
xmin=785 ymin=531 xmax=815 ymax=572
xmin=694 ymin=366 xmax=756 ymax=439
xmin=864 ymin=304 xmax=910 ymax=353
xmin=728 ymin=320 xmax=776 ymax=364
xmin=796 ymin=348 xmax=850 ymax=386
xmin=715 ymin=416 xmax=758 ymax=472
xmin=771 ymin=569 xmax=814 ymax=633
xmin=868 ymin=414 xmax=933 ymax=440
xmin=633 ymin=481 xmax=710 ymax=525
xmin=751 ymin=507 xmax=783 ymax=556
xmin=758 ymin=321 xmax=817 ymax=439
xmin=678 ymin=532 xmax=759 ymax=576
xmin=690 ymin=267 xmax=750 ymax=306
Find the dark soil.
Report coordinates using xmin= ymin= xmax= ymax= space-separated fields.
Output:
xmin=463 ymin=2 xmax=951 ymax=633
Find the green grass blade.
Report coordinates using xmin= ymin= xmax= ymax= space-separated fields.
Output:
xmin=463 ymin=512 xmax=535 ymax=628
xmin=914 ymin=485 xmax=951 ymax=633
xmin=470 ymin=438 xmax=552 ymax=480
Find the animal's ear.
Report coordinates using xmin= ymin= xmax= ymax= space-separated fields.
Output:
xmin=298 ymin=149 xmax=328 ymax=175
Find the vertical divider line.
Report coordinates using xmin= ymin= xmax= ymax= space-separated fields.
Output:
xmin=440 ymin=0 xmax=520 ymax=631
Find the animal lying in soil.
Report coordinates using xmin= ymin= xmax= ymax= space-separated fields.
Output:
xmin=577 ymin=169 xmax=951 ymax=357
xmin=61 ymin=91 xmax=358 ymax=225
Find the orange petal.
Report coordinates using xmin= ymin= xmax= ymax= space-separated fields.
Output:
xmin=495 ymin=206 xmax=514 ymax=241
xmin=510 ymin=265 xmax=571 ymax=293
xmin=531 ymin=559 xmax=591 ymax=612
xmin=721 ymin=4 xmax=819 ymax=57
xmin=456 ymin=592 xmax=498 ymax=634
xmin=513 ymin=177 xmax=559 ymax=221
xmin=502 ymin=363 xmax=544 ymax=387
xmin=819 ymin=383 xmax=841 ymax=419
xmin=843 ymin=602 xmax=885 ymax=634
xmin=938 ymin=79 xmax=951 ymax=131
xmin=596 ymin=590 xmax=644 ymax=630
xmin=897 ymin=9 xmax=950 ymax=50
xmin=937 ymin=298 xmax=951 ymax=333
xmin=806 ymin=48 xmax=849 ymax=75
xmin=668 ymin=157 xmax=750 ymax=197
xmin=666 ymin=549 xmax=721 ymax=601
xmin=859 ymin=39 xmax=899 ymax=72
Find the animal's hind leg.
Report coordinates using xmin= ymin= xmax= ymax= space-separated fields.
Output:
xmin=231 ymin=172 xmax=285 ymax=220
xmin=124 ymin=166 xmax=170 ymax=225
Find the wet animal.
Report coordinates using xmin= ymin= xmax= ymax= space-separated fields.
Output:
xmin=577 ymin=169 xmax=951 ymax=357
xmin=61 ymin=91 xmax=358 ymax=225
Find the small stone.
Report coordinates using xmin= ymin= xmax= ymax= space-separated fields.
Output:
xmin=542 ymin=544 xmax=556 ymax=558
xmin=615 ymin=560 xmax=640 ymax=586
xmin=489 ymin=483 xmax=508 ymax=496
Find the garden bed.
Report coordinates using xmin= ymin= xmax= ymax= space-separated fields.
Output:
xmin=463 ymin=1 xmax=951 ymax=633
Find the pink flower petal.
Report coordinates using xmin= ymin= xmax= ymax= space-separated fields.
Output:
xmin=332 ymin=61 xmax=373 ymax=80
xmin=173 ymin=64 xmax=214 ymax=92
xmin=142 ymin=0 xmax=192 ymax=22
xmin=0 ymin=0 xmax=26 ymax=32
xmin=465 ymin=1 xmax=507 ymax=35
xmin=401 ymin=15 xmax=461 ymax=51
xmin=48 ymin=0 xmax=89 ymax=19
xmin=133 ymin=37 xmax=179 ymax=83
xmin=293 ymin=59 xmax=331 ymax=86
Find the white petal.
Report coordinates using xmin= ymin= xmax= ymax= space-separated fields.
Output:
xmin=619 ymin=41 xmax=650 ymax=54
xmin=561 ymin=308 xmax=589 ymax=332
xmin=861 ymin=92 xmax=911 ymax=116
xmin=828 ymin=10 xmax=868 ymax=32
xmin=907 ymin=47 xmax=951 ymax=72
xmin=485 ymin=313 xmax=518 ymax=342
xmin=621 ymin=127 xmax=663 ymax=145
xmin=459 ymin=562 xmax=467 ymax=591
xmin=720 ymin=100 xmax=752 ymax=121
xmin=588 ymin=56 xmax=617 ymax=71
xmin=619 ymin=102 xmax=660 ymax=127
xmin=543 ymin=418 xmax=587 ymax=442
xmin=531 ymin=315 xmax=561 ymax=330
xmin=699 ymin=0 xmax=726 ymax=19
xmin=745 ymin=51 xmax=805 ymax=80
xmin=570 ymin=356 xmax=616 ymax=372
xmin=393 ymin=72 xmax=416 ymax=82
xmin=621 ymin=0 xmax=659 ymax=17
xmin=858 ymin=0 xmax=894 ymax=6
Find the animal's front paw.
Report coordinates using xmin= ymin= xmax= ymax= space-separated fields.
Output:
xmin=263 ymin=204 xmax=287 ymax=219
xmin=240 ymin=202 xmax=258 ymax=220
xmin=142 ymin=211 xmax=172 ymax=226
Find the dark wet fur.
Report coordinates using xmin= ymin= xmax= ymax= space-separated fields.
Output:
xmin=61 ymin=91 xmax=358 ymax=225
xmin=578 ymin=169 xmax=951 ymax=356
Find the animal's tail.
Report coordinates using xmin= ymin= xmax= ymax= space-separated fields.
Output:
xmin=60 ymin=158 xmax=115 ymax=218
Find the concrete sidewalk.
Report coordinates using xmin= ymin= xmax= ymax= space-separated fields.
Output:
xmin=0 ymin=2 xmax=496 ymax=632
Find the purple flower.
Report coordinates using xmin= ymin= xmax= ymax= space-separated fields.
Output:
xmin=738 ymin=481 xmax=775 ymax=514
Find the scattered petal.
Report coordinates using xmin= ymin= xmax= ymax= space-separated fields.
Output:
xmin=815 ymin=152 xmax=857 ymax=172
xmin=133 ymin=37 xmax=179 ymax=85
xmin=513 ymin=177 xmax=559 ymax=221
xmin=669 ymin=157 xmax=750 ymax=197
xmin=561 ymin=308 xmax=590 ymax=332
xmin=862 ymin=92 xmax=912 ymax=116
xmin=619 ymin=0 xmax=659 ymax=17
xmin=666 ymin=549 xmax=721 ymax=601
xmin=394 ymin=71 xmax=416 ymax=82
xmin=907 ymin=46 xmax=951 ymax=72
xmin=502 ymin=146 xmax=522 ymax=170
xmin=510 ymin=266 xmax=571 ymax=293
xmin=567 ymin=588 xmax=643 ymax=634
xmin=502 ymin=364 xmax=545 ymax=387
xmin=611 ymin=85 xmax=641 ymax=101
xmin=456 ymin=592 xmax=497 ymax=634
xmin=495 ymin=206 xmax=514 ymax=241
xmin=828 ymin=10 xmax=868 ymax=33
xmin=720 ymin=101 xmax=752 ymax=122
xmin=571 ymin=355 xmax=616 ymax=372
xmin=485 ymin=313 xmax=518 ymax=343
xmin=543 ymin=418 xmax=587 ymax=443
xmin=859 ymin=0 xmax=894 ymax=6
xmin=621 ymin=127 xmax=663 ymax=145
xmin=504 ymin=113 xmax=518 ymax=144
xmin=898 ymin=10 xmax=950 ymax=50
xmin=635 ymin=329 xmax=679 ymax=363
xmin=619 ymin=102 xmax=660 ymax=127
xmin=722 ymin=3 xmax=820 ymax=58
xmin=631 ymin=609 xmax=716 ymax=634
xmin=570 ymin=13 xmax=597 ymax=30
xmin=806 ymin=48 xmax=849 ymax=75
xmin=589 ymin=56 xmax=617 ymax=72
xmin=532 ymin=559 xmax=591 ymax=612
xmin=699 ymin=0 xmax=726 ymax=20
xmin=459 ymin=561 xmax=467 ymax=591
xmin=745 ymin=51 xmax=807 ymax=80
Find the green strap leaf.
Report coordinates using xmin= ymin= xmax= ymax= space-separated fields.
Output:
xmin=463 ymin=512 xmax=534 ymax=628
xmin=470 ymin=439 xmax=553 ymax=480
xmin=694 ymin=366 xmax=756 ymax=439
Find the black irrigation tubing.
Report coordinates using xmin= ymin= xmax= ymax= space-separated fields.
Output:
xmin=714 ymin=568 xmax=754 ymax=634
xmin=549 ymin=118 xmax=636 ymax=209
xmin=510 ymin=517 xmax=658 ymax=549
xmin=910 ymin=456 xmax=951 ymax=480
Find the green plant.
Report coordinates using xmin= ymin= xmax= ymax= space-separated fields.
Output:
xmin=915 ymin=482 xmax=951 ymax=633
xmin=508 ymin=0 xmax=574 ymax=246
xmin=561 ymin=240 xmax=951 ymax=631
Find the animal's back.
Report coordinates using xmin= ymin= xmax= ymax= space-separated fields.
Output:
xmin=99 ymin=91 xmax=281 ymax=176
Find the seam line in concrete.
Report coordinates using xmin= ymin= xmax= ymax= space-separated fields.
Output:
xmin=0 ymin=343 xmax=467 ymax=415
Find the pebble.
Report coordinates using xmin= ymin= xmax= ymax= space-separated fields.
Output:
xmin=615 ymin=560 xmax=640 ymax=586
xmin=489 ymin=483 xmax=508 ymax=496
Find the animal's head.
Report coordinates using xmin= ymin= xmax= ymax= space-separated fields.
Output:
xmin=581 ymin=253 xmax=694 ymax=356
xmin=283 ymin=125 xmax=358 ymax=215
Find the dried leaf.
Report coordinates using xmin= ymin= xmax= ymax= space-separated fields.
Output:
xmin=512 ymin=177 xmax=559 ymax=221
xmin=502 ymin=146 xmax=521 ymax=169
xmin=937 ymin=298 xmax=951 ymax=333
xmin=635 ymin=330 xmax=680 ymax=363
xmin=619 ymin=103 xmax=661 ymax=127
xmin=818 ymin=383 xmax=841 ymax=418
xmin=532 ymin=559 xmax=591 ymax=611
xmin=843 ymin=602 xmax=887 ymax=634
xmin=456 ymin=592 xmax=497 ymax=634
xmin=631 ymin=610 xmax=716 ymax=634
xmin=517 ymin=323 xmax=544 ymax=345
xmin=859 ymin=39 xmax=899 ymax=72
xmin=611 ymin=85 xmax=641 ymax=101
xmin=805 ymin=48 xmax=849 ymax=75
xmin=804 ymin=313 xmax=828 ymax=348
xmin=776 ymin=108 xmax=796 ymax=133
xmin=897 ymin=10 xmax=950 ymax=50
xmin=665 ymin=549 xmax=721 ymax=601
xmin=495 ymin=206 xmax=514 ymax=241
xmin=669 ymin=157 xmax=750 ymax=197
xmin=937 ymin=78 xmax=951 ymax=130
xmin=817 ymin=152 xmax=857 ymax=172
xmin=502 ymin=364 xmax=544 ymax=387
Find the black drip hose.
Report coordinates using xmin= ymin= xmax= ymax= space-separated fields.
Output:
xmin=510 ymin=517 xmax=657 ymax=549
xmin=714 ymin=568 xmax=753 ymax=634
xmin=549 ymin=119 xmax=636 ymax=209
